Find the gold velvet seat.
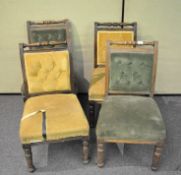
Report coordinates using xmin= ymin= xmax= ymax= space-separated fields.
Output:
xmin=96 ymin=41 xmax=166 ymax=171
xmin=20 ymin=94 xmax=89 ymax=144
xmin=88 ymin=22 xmax=137 ymax=127
xmin=88 ymin=67 xmax=106 ymax=102
xmin=19 ymin=41 xmax=89 ymax=172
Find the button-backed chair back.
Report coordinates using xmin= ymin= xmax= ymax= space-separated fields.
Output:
xmin=19 ymin=42 xmax=89 ymax=172
xmin=106 ymin=41 xmax=158 ymax=97
xmin=89 ymin=22 xmax=137 ymax=127
xmin=96 ymin=41 xmax=166 ymax=171
xmin=95 ymin=22 xmax=137 ymax=67
xmin=20 ymin=42 xmax=74 ymax=100
xmin=27 ymin=19 xmax=71 ymax=51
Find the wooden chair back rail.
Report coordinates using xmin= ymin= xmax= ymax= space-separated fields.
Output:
xmin=109 ymin=41 xmax=157 ymax=46
xmin=28 ymin=19 xmax=68 ymax=25
xmin=22 ymin=41 xmax=67 ymax=48
xmin=105 ymin=41 xmax=158 ymax=97
xmin=27 ymin=19 xmax=72 ymax=52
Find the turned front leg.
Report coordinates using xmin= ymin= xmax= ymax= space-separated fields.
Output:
xmin=89 ymin=102 xmax=95 ymax=128
xmin=22 ymin=144 xmax=36 ymax=172
xmin=83 ymin=138 xmax=89 ymax=164
xmin=97 ymin=141 xmax=104 ymax=168
xmin=151 ymin=142 xmax=164 ymax=171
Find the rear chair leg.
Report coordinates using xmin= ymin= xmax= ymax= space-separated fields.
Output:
xmin=97 ymin=141 xmax=104 ymax=168
xmin=151 ymin=142 xmax=164 ymax=171
xmin=89 ymin=102 xmax=95 ymax=128
xmin=22 ymin=144 xmax=36 ymax=172
xmin=83 ymin=138 xmax=89 ymax=164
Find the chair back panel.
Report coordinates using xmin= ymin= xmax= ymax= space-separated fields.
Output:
xmin=24 ymin=50 xmax=71 ymax=94
xmin=108 ymin=47 xmax=156 ymax=95
xmin=27 ymin=20 xmax=70 ymax=50
xmin=30 ymin=27 xmax=66 ymax=43
xmin=97 ymin=31 xmax=134 ymax=65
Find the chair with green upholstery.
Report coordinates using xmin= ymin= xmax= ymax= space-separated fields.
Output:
xmin=27 ymin=19 xmax=71 ymax=50
xmin=96 ymin=41 xmax=166 ymax=170
xmin=88 ymin=22 xmax=137 ymax=127
xmin=19 ymin=42 xmax=89 ymax=172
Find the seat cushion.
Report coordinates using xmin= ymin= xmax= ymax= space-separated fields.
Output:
xmin=88 ymin=67 xmax=106 ymax=102
xmin=96 ymin=96 xmax=166 ymax=142
xmin=24 ymin=50 xmax=71 ymax=94
xmin=20 ymin=94 xmax=89 ymax=144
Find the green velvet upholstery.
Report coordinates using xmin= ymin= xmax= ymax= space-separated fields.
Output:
xmin=109 ymin=52 xmax=154 ymax=93
xmin=96 ymin=96 xmax=166 ymax=142
xmin=31 ymin=29 xmax=66 ymax=43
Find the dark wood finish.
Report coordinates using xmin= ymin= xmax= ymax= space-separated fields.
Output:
xmin=22 ymin=145 xmax=35 ymax=172
xmin=96 ymin=41 xmax=165 ymax=170
xmin=19 ymin=42 xmax=89 ymax=171
xmin=89 ymin=101 xmax=95 ymax=128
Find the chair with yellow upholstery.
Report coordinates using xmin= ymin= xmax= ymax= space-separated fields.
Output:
xmin=19 ymin=42 xmax=89 ymax=172
xmin=88 ymin=22 xmax=137 ymax=127
xmin=96 ymin=41 xmax=166 ymax=170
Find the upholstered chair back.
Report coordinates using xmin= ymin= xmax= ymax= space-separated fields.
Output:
xmin=20 ymin=43 xmax=73 ymax=96
xmin=107 ymin=41 xmax=158 ymax=96
xmin=95 ymin=22 xmax=137 ymax=66
xmin=27 ymin=19 xmax=71 ymax=50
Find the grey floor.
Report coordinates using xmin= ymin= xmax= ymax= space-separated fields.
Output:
xmin=0 ymin=95 xmax=181 ymax=175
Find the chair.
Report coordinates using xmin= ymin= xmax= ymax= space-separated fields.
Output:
xmin=88 ymin=22 xmax=137 ymax=127
xmin=27 ymin=19 xmax=71 ymax=51
xmin=19 ymin=42 xmax=89 ymax=172
xmin=96 ymin=41 xmax=166 ymax=170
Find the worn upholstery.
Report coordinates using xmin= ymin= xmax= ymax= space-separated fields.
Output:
xmin=24 ymin=50 xmax=71 ymax=94
xmin=88 ymin=67 xmax=106 ymax=102
xmin=20 ymin=94 xmax=89 ymax=144
xmin=109 ymin=52 xmax=154 ymax=94
xmin=96 ymin=96 xmax=166 ymax=142
xmin=97 ymin=31 xmax=134 ymax=65
xmin=31 ymin=29 xmax=66 ymax=43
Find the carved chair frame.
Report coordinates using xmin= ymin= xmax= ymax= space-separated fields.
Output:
xmin=89 ymin=22 xmax=137 ymax=127
xmin=94 ymin=22 xmax=137 ymax=67
xmin=97 ymin=41 xmax=165 ymax=171
xmin=106 ymin=41 xmax=158 ymax=97
xmin=27 ymin=19 xmax=72 ymax=52
xmin=19 ymin=42 xmax=89 ymax=172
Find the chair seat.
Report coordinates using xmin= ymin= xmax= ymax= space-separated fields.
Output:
xmin=96 ymin=96 xmax=166 ymax=142
xmin=88 ymin=67 xmax=106 ymax=102
xmin=20 ymin=94 xmax=89 ymax=144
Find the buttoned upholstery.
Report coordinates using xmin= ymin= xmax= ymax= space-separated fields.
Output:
xmin=20 ymin=94 xmax=89 ymax=144
xmin=96 ymin=96 xmax=166 ymax=142
xmin=97 ymin=31 xmax=134 ymax=65
xmin=24 ymin=50 xmax=71 ymax=94
xmin=88 ymin=67 xmax=106 ymax=102
xmin=109 ymin=52 xmax=154 ymax=93
xmin=31 ymin=29 xmax=66 ymax=43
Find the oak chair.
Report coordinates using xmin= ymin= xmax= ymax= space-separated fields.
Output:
xmin=96 ymin=41 xmax=166 ymax=170
xmin=19 ymin=42 xmax=89 ymax=172
xmin=88 ymin=22 xmax=137 ymax=127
